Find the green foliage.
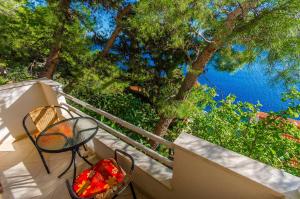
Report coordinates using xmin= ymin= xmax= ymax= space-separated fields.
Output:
xmin=0 ymin=1 xmax=55 ymax=72
xmin=158 ymin=86 xmax=216 ymax=118
xmin=68 ymin=92 xmax=163 ymax=152
xmin=188 ymin=88 xmax=300 ymax=176
xmin=0 ymin=0 xmax=93 ymax=83
xmin=131 ymin=68 xmax=184 ymax=109
xmin=4 ymin=67 xmax=33 ymax=83
xmin=0 ymin=67 xmax=33 ymax=85
xmin=129 ymin=0 xmax=212 ymax=49
xmin=281 ymin=87 xmax=300 ymax=118
xmin=225 ymin=0 xmax=300 ymax=83
xmin=129 ymin=0 xmax=300 ymax=84
xmin=86 ymin=93 xmax=159 ymax=131
xmin=61 ymin=59 xmax=128 ymax=95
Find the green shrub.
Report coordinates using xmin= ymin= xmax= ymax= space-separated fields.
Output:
xmin=188 ymin=89 xmax=300 ymax=176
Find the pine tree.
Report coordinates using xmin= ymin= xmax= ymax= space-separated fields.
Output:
xmin=128 ymin=0 xmax=300 ymax=148
xmin=39 ymin=0 xmax=72 ymax=79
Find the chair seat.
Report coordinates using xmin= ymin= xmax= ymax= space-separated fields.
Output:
xmin=73 ymin=158 xmax=126 ymax=198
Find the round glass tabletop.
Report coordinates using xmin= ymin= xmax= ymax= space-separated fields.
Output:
xmin=36 ymin=117 xmax=98 ymax=153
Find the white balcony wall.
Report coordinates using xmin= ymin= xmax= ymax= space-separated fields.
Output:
xmin=172 ymin=133 xmax=300 ymax=199
xmin=93 ymin=129 xmax=300 ymax=199
xmin=0 ymin=80 xmax=61 ymax=142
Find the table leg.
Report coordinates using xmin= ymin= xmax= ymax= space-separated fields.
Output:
xmin=58 ymin=149 xmax=76 ymax=179
xmin=58 ymin=147 xmax=92 ymax=181
xmin=73 ymin=153 xmax=76 ymax=183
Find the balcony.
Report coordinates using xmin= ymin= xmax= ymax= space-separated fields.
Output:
xmin=0 ymin=79 xmax=299 ymax=199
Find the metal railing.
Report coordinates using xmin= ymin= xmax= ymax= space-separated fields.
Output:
xmin=58 ymin=91 xmax=174 ymax=168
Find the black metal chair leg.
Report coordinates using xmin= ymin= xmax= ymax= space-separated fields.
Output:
xmin=66 ymin=180 xmax=75 ymax=199
xmin=77 ymin=150 xmax=93 ymax=166
xmin=38 ymin=150 xmax=50 ymax=174
xmin=59 ymin=150 xmax=76 ymax=178
xmin=129 ymin=182 xmax=137 ymax=199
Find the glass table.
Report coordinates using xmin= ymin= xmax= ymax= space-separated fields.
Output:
xmin=36 ymin=117 xmax=99 ymax=180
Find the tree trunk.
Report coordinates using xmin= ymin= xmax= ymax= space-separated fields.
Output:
xmin=100 ymin=5 xmax=132 ymax=57
xmin=39 ymin=0 xmax=71 ymax=79
xmin=101 ymin=26 xmax=122 ymax=57
xmin=42 ymin=43 xmax=61 ymax=79
xmin=175 ymin=43 xmax=219 ymax=100
xmin=151 ymin=43 xmax=219 ymax=149
xmin=151 ymin=0 xmax=259 ymax=148
xmin=150 ymin=116 xmax=173 ymax=149
xmin=174 ymin=0 xmax=258 ymax=101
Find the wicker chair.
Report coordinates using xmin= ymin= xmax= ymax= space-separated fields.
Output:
xmin=66 ymin=149 xmax=137 ymax=199
xmin=23 ymin=105 xmax=75 ymax=174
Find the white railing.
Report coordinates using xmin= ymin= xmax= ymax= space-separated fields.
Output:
xmin=58 ymin=91 xmax=174 ymax=168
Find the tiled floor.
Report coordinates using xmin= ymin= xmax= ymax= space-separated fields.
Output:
xmin=0 ymin=137 xmax=147 ymax=199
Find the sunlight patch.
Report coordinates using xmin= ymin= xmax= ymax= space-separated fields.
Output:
xmin=3 ymin=162 xmax=42 ymax=198
xmin=0 ymin=127 xmax=15 ymax=151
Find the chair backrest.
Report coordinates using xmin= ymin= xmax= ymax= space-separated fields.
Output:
xmin=114 ymin=149 xmax=135 ymax=175
xmin=29 ymin=106 xmax=60 ymax=133
xmin=112 ymin=149 xmax=135 ymax=197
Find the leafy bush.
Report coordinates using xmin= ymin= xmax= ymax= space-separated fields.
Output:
xmin=68 ymin=89 xmax=162 ymax=147
xmin=187 ymin=88 xmax=300 ymax=176
xmin=0 ymin=67 xmax=33 ymax=85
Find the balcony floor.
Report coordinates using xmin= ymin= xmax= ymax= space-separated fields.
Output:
xmin=0 ymin=137 xmax=147 ymax=199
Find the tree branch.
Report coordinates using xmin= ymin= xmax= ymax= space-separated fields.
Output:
xmin=176 ymin=0 xmax=260 ymax=100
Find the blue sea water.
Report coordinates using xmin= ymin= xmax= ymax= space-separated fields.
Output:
xmin=198 ymin=62 xmax=292 ymax=112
